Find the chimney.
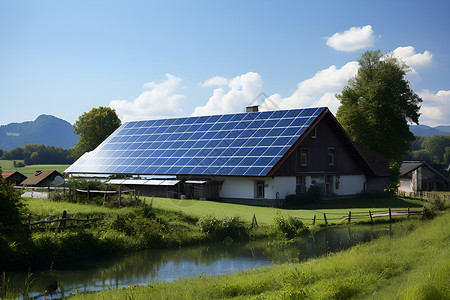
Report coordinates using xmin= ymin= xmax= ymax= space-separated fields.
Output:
xmin=246 ymin=105 xmax=259 ymax=113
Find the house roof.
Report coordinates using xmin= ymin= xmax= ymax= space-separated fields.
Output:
xmin=65 ymin=107 xmax=387 ymax=177
xmin=400 ymin=161 xmax=426 ymax=176
xmin=20 ymin=170 xmax=63 ymax=186
xmin=400 ymin=161 xmax=450 ymax=183
xmin=1 ymin=171 xmax=17 ymax=179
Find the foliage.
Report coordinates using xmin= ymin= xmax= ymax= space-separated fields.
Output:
xmin=405 ymin=135 xmax=450 ymax=166
xmin=336 ymin=50 xmax=422 ymax=164
xmin=385 ymin=161 xmax=401 ymax=192
xmin=197 ymin=216 xmax=249 ymax=242
xmin=285 ymin=185 xmax=323 ymax=207
xmin=71 ymin=106 xmax=121 ymax=160
xmin=0 ymin=170 xmax=27 ymax=228
xmin=0 ymin=144 xmax=73 ymax=165
xmin=274 ymin=215 xmax=308 ymax=239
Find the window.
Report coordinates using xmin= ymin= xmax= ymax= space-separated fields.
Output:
xmin=301 ymin=149 xmax=308 ymax=166
xmin=255 ymin=181 xmax=265 ymax=198
xmin=328 ymin=147 xmax=335 ymax=165
xmin=311 ymin=127 xmax=317 ymax=138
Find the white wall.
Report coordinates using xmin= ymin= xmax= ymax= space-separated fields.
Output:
xmin=219 ymin=177 xmax=255 ymax=199
xmin=266 ymin=177 xmax=296 ymax=199
xmin=218 ymin=174 xmax=366 ymax=199
xmin=219 ymin=176 xmax=296 ymax=200
xmin=333 ymin=175 xmax=366 ymax=195
xmin=399 ymin=178 xmax=413 ymax=193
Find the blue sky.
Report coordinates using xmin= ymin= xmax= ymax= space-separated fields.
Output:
xmin=1 ymin=0 xmax=449 ymax=126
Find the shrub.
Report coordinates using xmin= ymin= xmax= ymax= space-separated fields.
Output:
xmin=284 ymin=185 xmax=323 ymax=207
xmin=0 ymin=170 xmax=27 ymax=228
xmin=197 ymin=216 xmax=248 ymax=242
xmin=274 ymin=215 xmax=309 ymax=239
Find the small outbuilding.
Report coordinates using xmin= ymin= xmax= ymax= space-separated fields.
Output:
xmin=399 ymin=161 xmax=450 ymax=192
xmin=1 ymin=171 xmax=27 ymax=185
xmin=20 ymin=170 xmax=64 ymax=188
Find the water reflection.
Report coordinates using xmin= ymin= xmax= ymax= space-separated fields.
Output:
xmin=7 ymin=224 xmax=392 ymax=299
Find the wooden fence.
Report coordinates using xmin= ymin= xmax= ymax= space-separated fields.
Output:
xmin=0 ymin=210 xmax=103 ymax=233
xmin=396 ymin=190 xmax=450 ymax=202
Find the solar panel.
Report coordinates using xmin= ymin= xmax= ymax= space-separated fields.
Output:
xmin=65 ymin=107 xmax=326 ymax=176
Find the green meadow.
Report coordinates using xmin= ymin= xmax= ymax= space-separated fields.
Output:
xmin=151 ymin=195 xmax=422 ymax=226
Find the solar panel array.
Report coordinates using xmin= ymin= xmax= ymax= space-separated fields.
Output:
xmin=65 ymin=107 xmax=326 ymax=176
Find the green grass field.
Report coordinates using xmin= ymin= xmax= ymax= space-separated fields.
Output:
xmin=0 ymin=160 xmax=70 ymax=177
xmin=150 ymin=195 xmax=422 ymax=226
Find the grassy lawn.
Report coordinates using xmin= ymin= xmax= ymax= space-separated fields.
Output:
xmin=69 ymin=210 xmax=450 ymax=300
xmin=1 ymin=162 xmax=70 ymax=177
xmin=150 ymin=195 xmax=422 ymax=226
xmin=0 ymin=159 xmax=25 ymax=169
xmin=23 ymin=198 xmax=138 ymax=219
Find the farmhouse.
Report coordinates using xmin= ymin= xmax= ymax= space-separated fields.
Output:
xmin=399 ymin=161 xmax=450 ymax=192
xmin=20 ymin=170 xmax=64 ymax=188
xmin=1 ymin=171 xmax=27 ymax=185
xmin=65 ymin=107 xmax=389 ymax=205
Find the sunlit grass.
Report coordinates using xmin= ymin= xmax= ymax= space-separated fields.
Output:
xmin=150 ymin=196 xmax=422 ymax=226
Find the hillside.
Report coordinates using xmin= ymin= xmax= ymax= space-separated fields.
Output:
xmin=409 ymin=124 xmax=450 ymax=137
xmin=0 ymin=115 xmax=79 ymax=150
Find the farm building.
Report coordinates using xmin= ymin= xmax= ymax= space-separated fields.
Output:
xmin=399 ymin=161 xmax=450 ymax=192
xmin=1 ymin=171 xmax=27 ymax=185
xmin=65 ymin=107 xmax=389 ymax=205
xmin=20 ymin=170 xmax=64 ymax=188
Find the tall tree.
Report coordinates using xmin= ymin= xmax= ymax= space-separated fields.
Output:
xmin=71 ymin=107 xmax=121 ymax=159
xmin=336 ymin=50 xmax=422 ymax=163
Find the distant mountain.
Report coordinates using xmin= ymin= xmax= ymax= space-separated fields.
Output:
xmin=410 ymin=124 xmax=450 ymax=137
xmin=0 ymin=115 xmax=79 ymax=150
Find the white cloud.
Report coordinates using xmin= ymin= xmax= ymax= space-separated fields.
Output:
xmin=326 ymin=25 xmax=375 ymax=52
xmin=418 ymin=90 xmax=450 ymax=126
xmin=202 ymin=76 xmax=229 ymax=87
xmin=109 ymin=74 xmax=185 ymax=122
xmin=192 ymin=72 xmax=263 ymax=116
xmin=391 ymin=46 xmax=433 ymax=69
xmin=270 ymin=61 xmax=359 ymax=114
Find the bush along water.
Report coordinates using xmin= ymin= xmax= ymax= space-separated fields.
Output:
xmin=274 ymin=215 xmax=309 ymax=239
xmin=197 ymin=216 xmax=249 ymax=243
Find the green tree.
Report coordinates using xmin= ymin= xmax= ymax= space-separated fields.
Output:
xmin=422 ymin=135 xmax=450 ymax=164
xmin=0 ymin=170 xmax=26 ymax=227
xmin=444 ymin=147 xmax=450 ymax=164
xmin=71 ymin=107 xmax=121 ymax=159
xmin=336 ymin=50 xmax=422 ymax=163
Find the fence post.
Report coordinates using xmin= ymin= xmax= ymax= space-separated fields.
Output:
xmin=348 ymin=211 xmax=351 ymax=224
xmin=407 ymin=207 xmax=410 ymax=218
xmin=323 ymin=213 xmax=328 ymax=225
xmin=59 ymin=210 xmax=67 ymax=232
xmin=103 ymin=185 xmax=108 ymax=206
xmin=252 ymin=213 xmax=258 ymax=228
xmin=369 ymin=210 xmax=373 ymax=224
xmin=389 ymin=208 xmax=392 ymax=222
xmin=28 ymin=213 xmax=32 ymax=231
xmin=313 ymin=215 xmax=316 ymax=225
xmin=118 ymin=185 xmax=122 ymax=207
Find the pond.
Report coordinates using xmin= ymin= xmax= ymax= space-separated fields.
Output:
xmin=6 ymin=223 xmax=393 ymax=299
